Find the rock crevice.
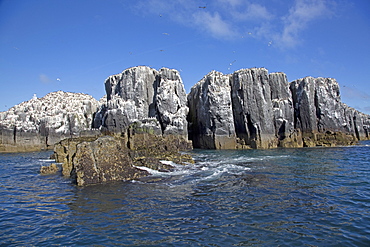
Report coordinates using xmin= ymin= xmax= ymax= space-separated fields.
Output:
xmin=187 ymin=68 xmax=369 ymax=149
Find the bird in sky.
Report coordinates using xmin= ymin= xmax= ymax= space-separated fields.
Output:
xmin=56 ymin=78 xmax=61 ymax=81
xmin=199 ymin=6 xmax=206 ymax=9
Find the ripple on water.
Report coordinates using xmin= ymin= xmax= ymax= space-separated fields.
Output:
xmin=1 ymin=144 xmax=370 ymax=246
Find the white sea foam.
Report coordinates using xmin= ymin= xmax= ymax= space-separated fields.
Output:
xmin=134 ymin=152 xmax=260 ymax=185
xmin=38 ymin=159 xmax=55 ymax=162
xmin=133 ymin=166 xmax=167 ymax=176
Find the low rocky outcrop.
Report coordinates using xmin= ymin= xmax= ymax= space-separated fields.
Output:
xmin=54 ymin=122 xmax=193 ymax=186
xmin=40 ymin=163 xmax=59 ymax=175
xmin=188 ymin=68 xmax=369 ymax=149
xmin=93 ymin=66 xmax=188 ymax=137
xmin=0 ymin=91 xmax=100 ymax=152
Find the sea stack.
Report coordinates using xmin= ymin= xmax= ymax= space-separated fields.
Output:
xmin=93 ymin=66 xmax=189 ymax=137
xmin=187 ymin=67 xmax=370 ymax=149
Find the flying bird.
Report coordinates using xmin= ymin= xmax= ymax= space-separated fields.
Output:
xmin=199 ymin=6 xmax=206 ymax=9
xmin=56 ymin=78 xmax=61 ymax=81
xmin=229 ymin=60 xmax=236 ymax=66
xmin=162 ymin=33 xmax=170 ymax=35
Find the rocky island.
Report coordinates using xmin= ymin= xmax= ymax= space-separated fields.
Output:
xmin=187 ymin=68 xmax=369 ymax=149
xmin=1 ymin=66 xmax=369 ymax=185
xmin=0 ymin=91 xmax=100 ymax=152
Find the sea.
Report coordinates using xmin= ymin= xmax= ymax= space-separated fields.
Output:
xmin=1 ymin=141 xmax=370 ymax=246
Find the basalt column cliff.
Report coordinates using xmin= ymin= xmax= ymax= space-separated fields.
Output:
xmin=187 ymin=68 xmax=369 ymax=149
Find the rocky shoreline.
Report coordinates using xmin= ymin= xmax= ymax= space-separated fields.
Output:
xmin=2 ymin=66 xmax=369 ymax=185
xmin=187 ymin=68 xmax=369 ymax=149
xmin=52 ymin=125 xmax=193 ymax=186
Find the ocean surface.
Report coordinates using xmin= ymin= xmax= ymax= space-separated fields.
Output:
xmin=1 ymin=142 xmax=370 ymax=246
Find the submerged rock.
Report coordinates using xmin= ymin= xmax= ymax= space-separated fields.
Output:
xmin=40 ymin=163 xmax=59 ymax=175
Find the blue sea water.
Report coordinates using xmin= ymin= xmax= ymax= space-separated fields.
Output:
xmin=1 ymin=142 xmax=370 ymax=246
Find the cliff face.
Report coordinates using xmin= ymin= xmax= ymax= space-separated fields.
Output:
xmin=290 ymin=77 xmax=369 ymax=146
xmin=94 ymin=66 xmax=188 ymax=137
xmin=0 ymin=91 xmax=100 ymax=152
xmin=187 ymin=71 xmax=236 ymax=149
xmin=231 ymin=68 xmax=277 ymax=149
xmin=1 ymin=66 xmax=369 ymax=153
xmin=188 ymin=68 xmax=369 ymax=149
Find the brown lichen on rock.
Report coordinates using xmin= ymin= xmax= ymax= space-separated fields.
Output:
xmin=54 ymin=125 xmax=193 ymax=186
xmin=72 ymin=136 xmax=148 ymax=186
xmin=40 ymin=163 xmax=59 ymax=175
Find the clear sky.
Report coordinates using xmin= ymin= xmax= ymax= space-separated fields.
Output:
xmin=1 ymin=0 xmax=370 ymax=114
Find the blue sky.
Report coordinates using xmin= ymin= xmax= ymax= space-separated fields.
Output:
xmin=1 ymin=0 xmax=370 ymax=114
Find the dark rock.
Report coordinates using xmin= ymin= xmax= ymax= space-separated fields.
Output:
xmin=54 ymin=121 xmax=193 ymax=186
xmin=54 ymin=136 xmax=99 ymax=177
xmin=40 ymin=163 xmax=59 ymax=175
xmin=72 ymin=136 xmax=147 ymax=186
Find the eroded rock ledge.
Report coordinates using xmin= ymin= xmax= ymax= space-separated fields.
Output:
xmin=54 ymin=122 xmax=193 ymax=186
